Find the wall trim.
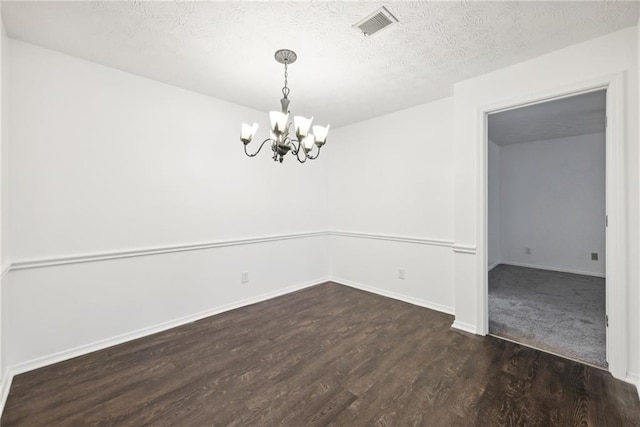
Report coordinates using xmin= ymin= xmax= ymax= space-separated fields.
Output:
xmin=625 ymin=372 xmax=640 ymax=398
xmin=8 ymin=231 xmax=328 ymax=271
xmin=497 ymin=261 xmax=605 ymax=278
xmin=452 ymin=244 xmax=477 ymax=254
xmin=329 ymin=231 xmax=453 ymax=247
xmin=488 ymin=261 xmax=500 ymax=271
xmin=451 ymin=320 xmax=477 ymax=334
xmin=330 ymin=277 xmax=455 ymax=315
xmin=5 ymin=230 xmax=458 ymax=273
xmin=8 ymin=278 xmax=328 ymax=377
xmin=0 ymin=369 xmax=12 ymax=417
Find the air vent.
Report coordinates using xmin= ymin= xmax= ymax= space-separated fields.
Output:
xmin=353 ymin=6 xmax=398 ymax=37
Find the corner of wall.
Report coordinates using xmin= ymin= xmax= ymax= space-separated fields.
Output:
xmin=0 ymin=9 xmax=8 ymax=415
xmin=0 ymin=367 xmax=11 ymax=417
xmin=636 ymin=19 xmax=640 ymax=397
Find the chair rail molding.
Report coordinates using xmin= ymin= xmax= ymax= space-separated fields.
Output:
xmin=329 ymin=230 xmax=453 ymax=247
xmin=452 ymin=244 xmax=477 ymax=254
xmin=7 ymin=231 xmax=329 ymax=271
xmin=5 ymin=231 xmax=466 ymax=274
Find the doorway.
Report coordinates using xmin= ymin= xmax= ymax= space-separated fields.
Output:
xmin=474 ymin=72 xmax=633 ymax=377
xmin=476 ymin=74 xmax=627 ymax=378
xmin=486 ymin=89 xmax=607 ymax=367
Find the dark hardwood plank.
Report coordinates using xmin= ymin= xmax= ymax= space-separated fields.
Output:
xmin=2 ymin=282 xmax=639 ymax=426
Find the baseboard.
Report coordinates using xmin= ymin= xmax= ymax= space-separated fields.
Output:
xmin=329 ymin=277 xmax=455 ymax=315
xmin=0 ymin=368 xmax=13 ymax=416
xmin=451 ymin=320 xmax=477 ymax=334
xmin=626 ymin=372 xmax=640 ymax=399
xmin=488 ymin=261 xmax=500 ymax=271
xmin=498 ymin=261 xmax=605 ymax=278
xmin=8 ymin=278 xmax=329 ymax=377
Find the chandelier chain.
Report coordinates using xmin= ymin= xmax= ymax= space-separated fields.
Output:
xmin=282 ymin=63 xmax=290 ymax=98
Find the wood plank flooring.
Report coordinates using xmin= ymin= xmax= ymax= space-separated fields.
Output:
xmin=2 ymin=282 xmax=639 ymax=426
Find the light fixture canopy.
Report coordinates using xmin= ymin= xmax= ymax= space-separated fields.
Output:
xmin=240 ymin=49 xmax=329 ymax=163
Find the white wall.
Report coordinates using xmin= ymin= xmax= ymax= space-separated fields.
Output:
xmin=6 ymin=237 xmax=328 ymax=368
xmin=496 ymin=133 xmax=606 ymax=277
xmin=5 ymin=40 xmax=329 ymax=370
xmin=9 ymin=41 xmax=329 ymax=259
xmin=327 ymin=97 xmax=455 ymax=313
xmin=487 ymin=140 xmax=500 ymax=268
xmin=453 ymin=27 xmax=639 ymax=377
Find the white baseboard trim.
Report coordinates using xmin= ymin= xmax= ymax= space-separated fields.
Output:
xmin=498 ymin=261 xmax=605 ymax=278
xmin=626 ymin=372 xmax=640 ymax=398
xmin=8 ymin=278 xmax=329 ymax=378
xmin=329 ymin=277 xmax=455 ymax=315
xmin=451 ymin=320 xmax=477 ymax=334
xmin=0 ymin=369 xmax=13 ymax=416
xmin=488 ymin=261 xmax=500 ymax=271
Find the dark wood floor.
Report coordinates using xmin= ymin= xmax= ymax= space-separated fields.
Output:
xmin=2 ymin=282 xmax=639 ymax=426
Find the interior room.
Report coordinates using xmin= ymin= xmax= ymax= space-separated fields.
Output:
xmin=487 ymin=91 xmax=607 ymax=368
xmin=0 ymin=1 xmax=639 ymax=425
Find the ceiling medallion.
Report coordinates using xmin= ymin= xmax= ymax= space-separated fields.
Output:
xmin=240 ymin=49 xmax=329 ymax=163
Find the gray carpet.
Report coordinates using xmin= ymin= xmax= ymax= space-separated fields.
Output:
xmin=489 ymin=264 xmax=606 ymax=368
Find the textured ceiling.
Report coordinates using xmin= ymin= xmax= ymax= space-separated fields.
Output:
xmin=489 ymin=90 xmax=606 ymax=146
xmin=2 ymin=1 xmax=638 ymax=128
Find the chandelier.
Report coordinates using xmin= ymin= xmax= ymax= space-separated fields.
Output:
xmin=240 ymin=49 xmax=329 ymax=163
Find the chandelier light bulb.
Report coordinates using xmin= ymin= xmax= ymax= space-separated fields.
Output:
xmin=269 ymin=111 xmax=289 ymax=135
xmin=240 ymin=122 xmax=259 ymax=144
xmin=312 ymin=124 xmax=330 ymax=145
xmin=302 ymin=134 xmax=316 ymax=151
xmin=294 ymin=116 xmax=314 ymax=139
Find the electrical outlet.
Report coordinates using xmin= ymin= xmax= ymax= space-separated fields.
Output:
xmin=591 ymin=252 xmax=599 ymax=261
xmin=241 ymin=271 xmax=249 ymax=283
xmin=525 ymin=247 xmax=532 ymax=255
xmin=398 ymin=268 xmax=405 ymax=280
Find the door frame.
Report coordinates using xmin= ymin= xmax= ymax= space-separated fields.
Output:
xmin=475 ymin=72 xmax=627 ymax=379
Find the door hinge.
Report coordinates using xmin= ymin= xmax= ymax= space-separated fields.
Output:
xmin=606 ymin=315 xmax=609 ymax=327
xmin=605 ymin=116 xmax=608 ymax=128
xmin=605 ymin=215 xmax=608 ymax=227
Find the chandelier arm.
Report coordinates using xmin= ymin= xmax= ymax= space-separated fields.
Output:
xmin=307 ymin=145 xmax=322 ymax=160
xmin=288 ymin=138 xmax=301 ymax=156
xmin=295 ymin=150 xmax=308 ymax=164
xmin=289 ymin=139 xmax=310 ymax=163
xmin=244 ymin=138 xmax=272 ymax=157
